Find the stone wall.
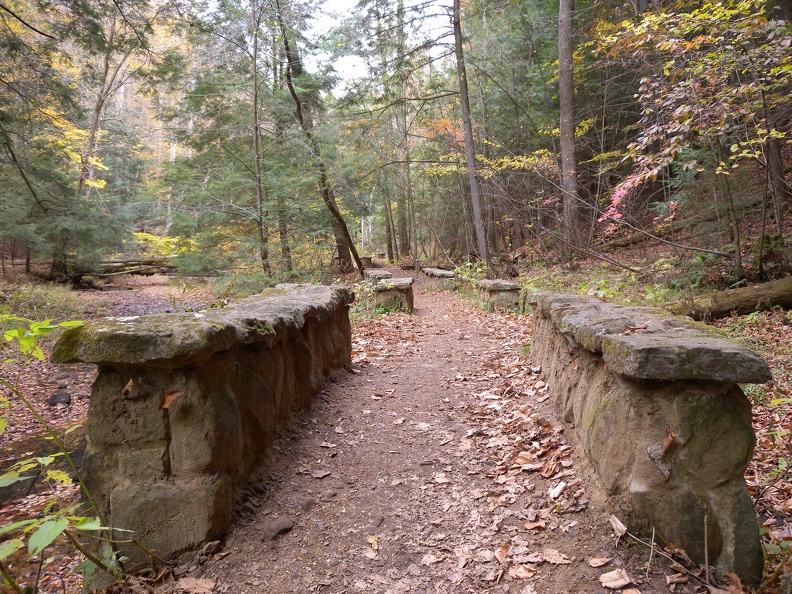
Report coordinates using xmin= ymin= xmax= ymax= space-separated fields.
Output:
xmin=52 ymin=284 xmax=353 ymax=564
xmin=527 ymin=292 xmax=771 ymax=584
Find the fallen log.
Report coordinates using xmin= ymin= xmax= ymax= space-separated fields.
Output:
xmin=99 ymin=257 xmax=176 ymax=274
xmin=93 ymin=265 xmax=173 ymax=277
xmin=666 ymin=277 xmax=792 ymax=320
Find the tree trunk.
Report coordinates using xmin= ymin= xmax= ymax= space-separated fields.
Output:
xmin=275 ymin=0 xmax=364 ymax=276
xmin=714 ymin=141 xmax=745 ymax=278
xmin=453 ymin=0 xmax=492 ymax=274
xmin=768 ymin=137 xmax=790 ymax=231
xmin=396 ymin=154 xmax=409 ymax=256
xmin=277 ymin=204 xmax=292 ymax=272
xmin=384 ymin=192 xmax=395 ymax=262
xmin=251 ymin=1 xmax=271 ymax=275
xmin=77 ymin=15 xmax=132 ymax=201
xmin=558 ymin=0 xmax=581 ymax=259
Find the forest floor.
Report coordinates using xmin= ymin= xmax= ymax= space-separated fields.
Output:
xmin=0 ymin=270 xmax=789 ymax=593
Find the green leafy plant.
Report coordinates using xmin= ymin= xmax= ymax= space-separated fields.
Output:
xmin=580 ymin=278 xmax=621 ymax=302
xmin=349 ymin=280 xmax=380 ymax=321
xmin=0 ymin=314 xmax=147 ymax=591
xmin=644 ymin=285 xmax=674 ymax=305
xmin=453 ymin=262 xmax=487 ymax=288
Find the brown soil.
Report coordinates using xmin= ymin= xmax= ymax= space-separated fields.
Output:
xmin=1 ymin=273 xmax=710 ymax=593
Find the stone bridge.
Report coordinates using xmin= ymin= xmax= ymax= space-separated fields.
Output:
xmin=52 ymin=284 xmax=770 ymax=584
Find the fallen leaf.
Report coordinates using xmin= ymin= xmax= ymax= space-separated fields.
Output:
xmin=523 ymin=552 xmax=544 ymax=564
xmin=508 ymin=564 xmax=536 ymax=579
xmin=159 ymin=390 xmax=182 ymax=410
xmin=434 ymin=473 xmax=450 ymax=484
xmin=609 ymin=514 xmax=627 ymax=538
xmin=310 ymin=470 xmax=331 ymax=479
xmin=541 ymin=548 xmax=571 ymax=564
xmin=319 ymin=442 xmax=337 ymax=448
xmin=540 ymin=459 xmax=560 ymax=478
xmin=718 ymin=573 xmax=745 ymax=593
xmin=421 ymin=553 xmax=442 ymax=565
xmin=662 ymin=425 xmax=677 ymax=457
xmin=663 ymin=543 xmax=694 ymax=566
xmin=524 ymin=520 xmax=546 ymax=531
xmin=549 ymin=481 xmax=567 ymax=499
xmin=476 ymin=549 xmax=496 ymax=562
xmin=513 ymin=452 xmax=533 ymax=465
xmin=588 ymin=557 xmax=611 ymax=568
xmin=495 ymin=545 xmax=510 ymax=563
xmin=394 ymin=418 xmax=405 ymax=425
xmin=334 ymin=426 xmax=345 ymax=434
xmin=121 ymin=379 xmax=135 ymax=397
xmin=522 ymin=462 xmax=544 ymax=472
xmin=623 ymin=589 xmax=642 ymax=594
xmin=600 ymin=568 xmax=631 ymax=590
xmin=665 ymin=573 xmax=688 ymax=585
xmin=367 ymin=535 xmax=379 ymax=550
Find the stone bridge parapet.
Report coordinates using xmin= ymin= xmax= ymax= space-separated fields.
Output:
xmin=52 ymin=284 xmax=353 ymax=564
xmin=527 ymin=292 xmax=771 ymax=584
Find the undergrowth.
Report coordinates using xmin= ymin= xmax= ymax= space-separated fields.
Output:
xmin=0 ymin=283 xmax=90 ymax=322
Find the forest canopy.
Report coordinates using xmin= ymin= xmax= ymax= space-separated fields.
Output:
xmin=0 ymin=0 xmax=790 ymax=286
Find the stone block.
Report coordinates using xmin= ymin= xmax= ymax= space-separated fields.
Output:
xmin=422 ymin=268 xmax=455 ymax=290
xmin=530 ymin=292 xmax=770 ymax=584
xmin=422 ymin=267 xmax=455 ymax=278
xmin=364 ymin=269 xmax=392 ymax=281
xmin=109 ymin=476 xmax=233 ymax=564
xmin=477 ymin=279 xmax=521 ymax=310
xmin=374 ymin=277 xmax=414 ymax=312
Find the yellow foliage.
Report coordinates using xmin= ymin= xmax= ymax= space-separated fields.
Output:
xmin=133 ymin=233 xmax=195 ymax=256
xmin=477 ymin=149 xmax=560 ymax=179
xmin=427 ymin=149 xmax=560 ymax=179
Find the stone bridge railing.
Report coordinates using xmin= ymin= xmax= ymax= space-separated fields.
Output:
xmin=52 ymin=284 xmax=353 ymax=564
xmin=526 ymin=292 xmax=771 ymax=584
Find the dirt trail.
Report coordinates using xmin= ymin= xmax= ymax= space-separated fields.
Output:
xmin=197 ymin=273 xmax=674 ymax=594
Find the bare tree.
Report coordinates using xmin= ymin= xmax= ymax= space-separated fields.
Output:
xmin=558 ymin=0 xmax=581 ymax=259
xmin=452 ymin=0 xmax=491 ymax=273
xmin=275 ymin=0 xmax=364 ymax=275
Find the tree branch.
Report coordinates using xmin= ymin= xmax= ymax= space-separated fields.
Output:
xmin=0 ymin=2 xmax=55 ymax=39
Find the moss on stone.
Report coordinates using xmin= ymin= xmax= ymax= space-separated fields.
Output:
xmin=585 ymin=396 xmax=613 ymax=432
xmin=248 ymin=319 xmax=275 ymax=336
